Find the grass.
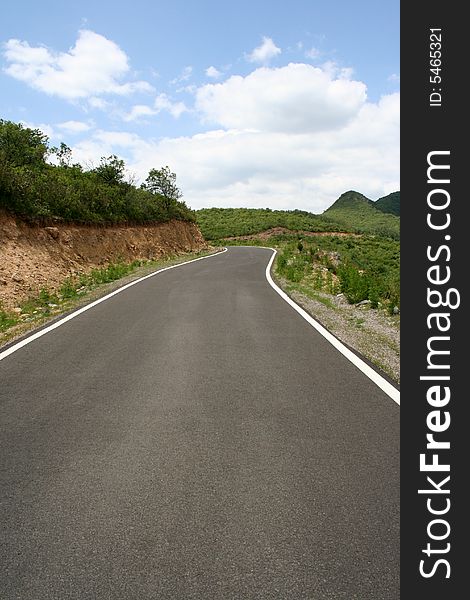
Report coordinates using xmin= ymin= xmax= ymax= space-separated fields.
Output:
xmin=12 ymin=261 xmax=145 ymax=325
xmin=0 ymin=303 xmax=19 ymax=332
xmin=0 ymin=249 xmax=219 ymax=344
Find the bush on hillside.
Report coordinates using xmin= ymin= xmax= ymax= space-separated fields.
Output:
xmin=0 ymin=119 xmax=194 ymax=225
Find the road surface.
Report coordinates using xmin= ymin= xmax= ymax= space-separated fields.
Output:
xmin=0 ymin=247 xmax=399 ymax=599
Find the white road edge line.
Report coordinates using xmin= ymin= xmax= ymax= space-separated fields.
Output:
xmin=0 ymin=248 xmax=228 ymax=362
xmin=264 ymin=248 xmax=400 ymax=406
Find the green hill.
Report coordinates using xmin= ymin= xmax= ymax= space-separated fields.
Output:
xmin=323 ymin=191 xmax=399 ymax=239
xmin=196 ymin=207 xmax=344 ymax=240
xmin=375 ymin=191 xmax=400 ymax=216
xmin=197 ymin=191 xmax=400 ymax=241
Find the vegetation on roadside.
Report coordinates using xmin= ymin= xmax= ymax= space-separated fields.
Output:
xmin=275 ymin=235 xmax=400 ymax=314
xmin=0 ymin=261 xmax=144 ymax=333
xmin=0 ymin=250 xmax=215 ymax=337
xmin=0 ymin=302 xmax=18 ymax=332
xmin=221 ymin=233 xmax=400 ymax=315
xmin=0 ymin=119 xmax=194 ymax=224
xmin=198 ymin=192 xmax=400 ymax=315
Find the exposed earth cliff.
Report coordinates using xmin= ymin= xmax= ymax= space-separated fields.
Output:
xmin=0 ymin=211 xmax=206 ymax=309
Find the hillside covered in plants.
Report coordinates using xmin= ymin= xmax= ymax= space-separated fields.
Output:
xmin=0 ymin=119 xmax=194 ymax=225
xmin=197 ymin=191 xmax=400 ymax=241
xmin=276 ymin=235 xmax=400 ymax=314
xmin=322 ymin=190 xmax=400 ymax=239
xmin=196 ymin=207 xmax=345 ymax=240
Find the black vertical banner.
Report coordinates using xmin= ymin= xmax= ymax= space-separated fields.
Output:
xmin=401 ymin=3 xmax=466 ymax=597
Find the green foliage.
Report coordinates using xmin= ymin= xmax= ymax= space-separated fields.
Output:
xmin=0 ymin=303 xmax=19 ymax=332
xmin=60 ymin=261 xmax=144 ymax=297
xmin=323 ymin=191 xmax=400 ymax=240
xmin=52 ymin=143 xmax=74 ymax=168
xmin=0 ymin=120 xmax=195 ymax=225
xmin=275 ymin=235 xmax=400 ymax=312
xmin=0 ymin=119 xmax=49 ymax=168
xmin=5 ymin=261 xmax=145 ymax=333
xmin=59 ymin=278 xmax=80 ymax=299
xmin=337 ymin=264 xmax=370 ymax=304
xmin=38 ymin=288 xmax=59 ymax=305
xmin=141 ymin=165 xmax=183 ymax=209
xmin=92 ymin=155 xmax=126 ymax=186
xmin=196 ymin=207 xmax=344 ymax=240
xmin=88 ymin=261 xmax=142 ymax=285
xmin=375 ymin=191 xmax=400 ymax=216
xmin=0 ymin=252 xmax=213 ymax=336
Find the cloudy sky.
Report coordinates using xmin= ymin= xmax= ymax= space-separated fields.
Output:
xmin=0 ymin=0 xmax=399 ymax=212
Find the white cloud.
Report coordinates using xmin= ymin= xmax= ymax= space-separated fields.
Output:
xmin=70 ymin=129 xmax=150 ymax=169
xmin=56 ymin=120 xmax=92 ymax=134
xmin=176 ymin=84 xmax=197 ymax=95
xmin=305 ymin=47 xmax=320 ymax=60
xmin=88 ymin=96 xmax=110 ymax=110
xmin=154 ymin=94 xmax=188 ymax=118
xmin=3 ymin=30 xmax=154 ymax=100
xmin=321 ymin=61 xmax=354 ymax=80
xmin=205 ymin=66 xmax=221 ymax=79
xmin=245 ymin=36 xmax=281 ymax=64
xmin=123 ymin=94 xmax=188 ymax=121
xmin=196 ymin=63 xmax=366 ymax=133
xmin=388 ymin=73 xmax=400 ymax=83
xmin=170 ymin=66 xmax=193 ymax=85
xmin=54 ymin=57 xmax=398 ymax=213
xmin=69 ymin=88 xmax=398 ymax=212
xmin=123 ymin=104 xmax=156 ymax=122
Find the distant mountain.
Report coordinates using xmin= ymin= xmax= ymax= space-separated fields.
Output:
xmin=375 ymin=191 xmax=400 ymax=216
xmin=323 ymin=190 xmax=400 ymax=239
xmin=195 ymin=190 xmax=400 ymax=241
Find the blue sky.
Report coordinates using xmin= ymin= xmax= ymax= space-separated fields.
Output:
xmin=0 ymin=0 xmax=399 ymax=211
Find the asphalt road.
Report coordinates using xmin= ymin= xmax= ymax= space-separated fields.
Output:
xmin=0 ymin=247 xmax=399 ymax=599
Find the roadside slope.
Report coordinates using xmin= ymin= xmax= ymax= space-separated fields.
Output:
xmin=0 ymin=211 xmax=206 ymax=309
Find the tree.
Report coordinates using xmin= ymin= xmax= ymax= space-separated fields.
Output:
xmin=93 ymin=155 xmax=126 ymax=186
xmin=0 ymin=119 xmax=49 ymax=168
xmin=141 ymin=166 xmax=182 ymax=209
xmin=53 ymin=142 xmax=73 ymax=168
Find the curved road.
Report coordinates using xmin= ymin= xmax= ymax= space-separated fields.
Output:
xmin=0 ymin=247 xmax=399 ymax=599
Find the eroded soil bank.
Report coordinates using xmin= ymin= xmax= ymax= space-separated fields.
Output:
xmin=0 ymin=212 xmax=207 ymax=309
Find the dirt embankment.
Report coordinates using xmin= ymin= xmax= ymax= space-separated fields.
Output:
xmin=0 ymin=212 xmax=207 ymax=309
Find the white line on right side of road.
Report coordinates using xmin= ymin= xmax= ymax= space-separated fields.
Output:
xmin=264 ymin=248 xmax=400 ymax=406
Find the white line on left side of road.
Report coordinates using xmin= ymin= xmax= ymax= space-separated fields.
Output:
xmin=0 ymin=249 xmax=227 ymax=362
xmin=264 ymin=248 xmax=400 ymax=406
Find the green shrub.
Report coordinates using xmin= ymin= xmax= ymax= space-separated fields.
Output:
xmin=60 ymin=279 xmax=80 ymax=299
xmin=337 ymin=264 xmax=369 ymax=304
xmin=274 ymin=234 xmax=399 ymax=310
xmin=0 ymin=304 xmax=18 ymax=332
